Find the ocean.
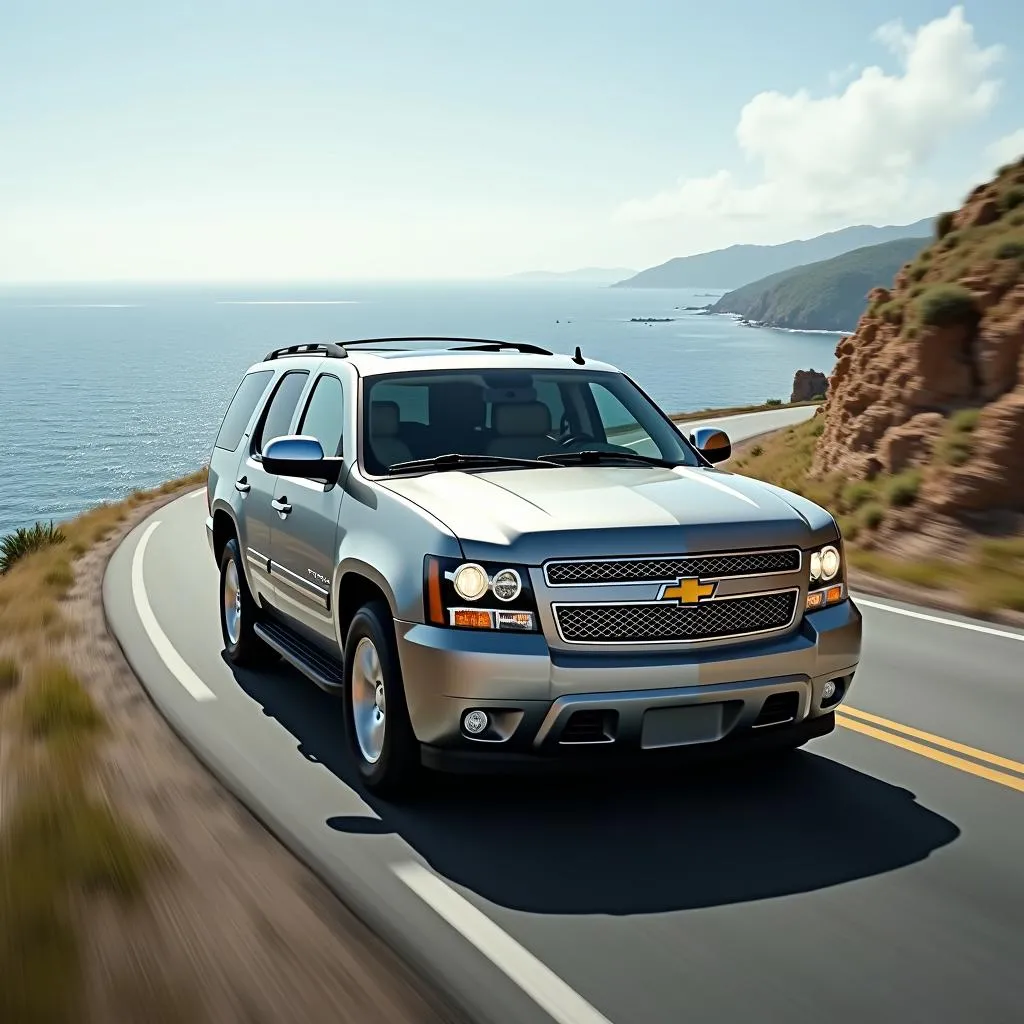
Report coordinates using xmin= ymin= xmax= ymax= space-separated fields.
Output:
xmin=0 ymin=281 xmax=842 ymax=536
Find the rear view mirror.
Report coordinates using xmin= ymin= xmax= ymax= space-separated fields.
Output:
xmin=262 ymin=435 xmax=344 ymax=484
xmin=688 ymin=427 xmax=732 ymax=464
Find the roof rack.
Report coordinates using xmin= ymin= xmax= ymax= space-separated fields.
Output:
xmin=337 ymin=337 xmax=555 ymax=356
xmin=262 ymin=336 xmax=555 ymax=362
xmin=263 ymin=342 xmax=348 ymax=361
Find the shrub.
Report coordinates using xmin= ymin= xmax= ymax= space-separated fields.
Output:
xmin=765 ymin=398 xmax=782 ymax=406
xmin=860 ymin=502 xmax=885 ymax=530
xmin=750 ymin=445 xmax=764 ymax=457
xmin=885 ymin=470 xmax=921 ymax=507
xmin=0 ymin=521 xmax=66 ymax=575
xmin=0 ymin=657 xmax=20 ymax=693
xmin=995 ymin=240 xmax=1024 ymax=260
xmin=950 ymin=408 xmax=981 ymax=432
xmin=811 ymin=421 xmax=824 ymax=437
xmin=917 ymin=284 xmax=979 ymax=328
xmin=935 ymin=211 xmax=956 ymax=238
xmin=20 ymin=662 xmax=103 ymax=741
xmin=1001 ymin=187 xmax=1024 ymax=212
xmin=842 ymin=481 xmax=876 ymax=511
xmin=941 ymin=230 xmax=961 ymax=251
xmin=878 ymin=300 xmax=903 ymax=324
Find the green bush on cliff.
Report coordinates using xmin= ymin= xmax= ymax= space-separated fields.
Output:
xmin=916 ymin=284 xmax=979 ymax=328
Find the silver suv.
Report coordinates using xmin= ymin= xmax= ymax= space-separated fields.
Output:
xmin=206 ymin=337 xmax=862 ymax=796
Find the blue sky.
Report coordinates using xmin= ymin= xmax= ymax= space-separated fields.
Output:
xmin=1 ymin=1 xmax=1022 ymax=281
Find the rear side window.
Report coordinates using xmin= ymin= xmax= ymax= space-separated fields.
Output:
xmin=252 ymin=370 xmax=310 ymax=454
xmin=215 ymin=370 xmax=274 ymax=451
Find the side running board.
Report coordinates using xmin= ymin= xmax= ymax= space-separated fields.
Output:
xmin=254 ymin=620 xmax=345 ymax=694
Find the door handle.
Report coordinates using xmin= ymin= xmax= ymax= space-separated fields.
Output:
xmin=235 ymin=477 xmax=251 ymax=493
xmin=271 ymin=497 xmax=292 ymax=515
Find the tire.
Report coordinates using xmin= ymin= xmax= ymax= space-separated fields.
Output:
xmin=219 ymin=537 xmax=270 ymax=668
xmin=343 ymin=600 xmax=421 ymax=798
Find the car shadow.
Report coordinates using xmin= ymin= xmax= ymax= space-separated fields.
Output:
xmin=226 ymin=656 xmax=961 ymax=916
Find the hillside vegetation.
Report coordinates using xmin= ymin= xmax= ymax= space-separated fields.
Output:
xmin=612 ymin=218 xmax=931 ymax=290
xmin=731 ymin=156 xmax=1024 ymax=614
xmin=710 ymin=237 xmax=930 ymax=331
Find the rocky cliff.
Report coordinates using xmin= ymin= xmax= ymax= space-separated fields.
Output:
xmin=811 ymin=158 xmax=1024 ymax=536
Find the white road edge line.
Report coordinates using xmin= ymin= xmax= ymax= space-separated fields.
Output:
xmin=131 ymin=521 xmax=218 ymax=701
xmin=853 ymin=594 xmax=1024 ymax=642
xmin=393 ymin=861 xmax=613 ymax=1024
xmin=187 ymin=487 xmax=207 ymax=499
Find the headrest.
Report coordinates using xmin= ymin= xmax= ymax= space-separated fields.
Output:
xmin=371 ymin=401 xmax=400 ymax=437
xmin=492 ymin=401 xmax=551 ymax=437
xmin=429 ymin=381 xmax=485 ymax=423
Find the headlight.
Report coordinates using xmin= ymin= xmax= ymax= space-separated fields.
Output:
xmin=806 ymin=541 xmax=846 ymax=611
xmin=453 ymin=563 xmax=489 ymax=601
xmin=424 ymin=556 xmax=539 ymax=631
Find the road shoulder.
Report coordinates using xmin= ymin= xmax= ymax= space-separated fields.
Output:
xmin=78 ymin=484 xmax=463 ymax=1023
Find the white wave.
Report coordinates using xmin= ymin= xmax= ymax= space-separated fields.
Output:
xmin=20 ymin=303 xmax=141 ymax=308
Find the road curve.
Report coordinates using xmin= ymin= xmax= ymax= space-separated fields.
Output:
xmin=104 ymin=408 xmax=1024 ymax=1024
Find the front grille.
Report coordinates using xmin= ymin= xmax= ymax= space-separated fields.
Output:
xmin=544 ymin=548 xmax=800 ymax=587
xmin=554 ymin=590 xmax=798 ymax=644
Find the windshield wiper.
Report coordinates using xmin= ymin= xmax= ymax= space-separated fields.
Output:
xmin=385 ymin=452 xmax=557 ymax=475
xmin=537 ymin=449 xmax=682 ymax=468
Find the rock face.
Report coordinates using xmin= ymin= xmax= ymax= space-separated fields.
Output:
xmin=791 ymin=369 xmax=828 ymax=403
xmin=811 ymin=158 xmax=1024 ymax=520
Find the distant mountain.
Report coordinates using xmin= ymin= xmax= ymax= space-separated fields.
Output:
xmin=612 ymin=219 xmax=933 ymax=290
xmin=709 ymin=236 xmax=930 ymax=332
xmin=507 ymin=267 xmax=636 ymax=283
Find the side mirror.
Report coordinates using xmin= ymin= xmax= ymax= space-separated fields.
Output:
xmin=689 ymin=426 xmax=732 ymax=464
xmin=261 ymin=435 xmax=344 ymax=485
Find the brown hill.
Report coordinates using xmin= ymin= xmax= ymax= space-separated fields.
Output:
xmin=731 ymin=157 xmax=1024 ymax=615
xmin=811 ymin=158 xmax=1024 ymax=541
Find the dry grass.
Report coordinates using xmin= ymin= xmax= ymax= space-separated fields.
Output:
xmin=0 ymin=466 xmax=207 ymax=1024
xmin=730 ymin=418 xmax=1024 ymax=615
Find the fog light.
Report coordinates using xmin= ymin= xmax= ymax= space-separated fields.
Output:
xmin=464 ymin=710 xmax=489 ymax=735
xmin=822 ymin=679 xmax=837 ymax=701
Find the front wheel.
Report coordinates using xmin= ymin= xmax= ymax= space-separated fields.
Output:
xmin=343 ymin=600 xmax=422 ymax=799
xmin=219 ymin=537 xmax=271 ymax=667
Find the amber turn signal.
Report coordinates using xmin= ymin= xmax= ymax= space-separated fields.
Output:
xmin=452 ymin=609 xmax=495 ymax=629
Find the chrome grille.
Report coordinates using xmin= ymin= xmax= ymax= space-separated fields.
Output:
xmin=544 ymin=548 xmax=801 ymax=587
xmin=554 ymin=590 xmax=798 ymax=644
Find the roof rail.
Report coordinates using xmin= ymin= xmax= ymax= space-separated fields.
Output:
xmin=263 ymin=342 xmax=349 ymax=361
xmin=338 ymin=336 xmax=554 ymax=356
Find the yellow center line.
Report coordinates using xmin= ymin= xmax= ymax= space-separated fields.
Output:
xmin=836 ymin=712 xmax=1024 ymax=794
xmin=839 ymin=705 xmax=1024 ymax=775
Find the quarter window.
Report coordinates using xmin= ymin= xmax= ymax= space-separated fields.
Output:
xmin=298 ymin=374 xmax=345 ymax=457
xmin=252 ymin=370 xmax=310 ymax=454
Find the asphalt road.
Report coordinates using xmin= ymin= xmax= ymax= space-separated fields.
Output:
xmin=104 ymin=407 xmax=1024 ymax=1024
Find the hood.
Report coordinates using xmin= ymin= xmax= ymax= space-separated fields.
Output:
xmin=379 ymin=464 xmax=838 ymax=563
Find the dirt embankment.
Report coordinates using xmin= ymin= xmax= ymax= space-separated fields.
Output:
xmin=0 ymin=477 xmax=462 ymax=1024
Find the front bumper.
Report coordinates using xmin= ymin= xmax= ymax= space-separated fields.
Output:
xmin=394 ymin=597 xmax=862 ymax=770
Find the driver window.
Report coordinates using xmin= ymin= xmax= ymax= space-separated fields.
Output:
xmin=588 ymin=383 xmax=661 ymax=457
xmin=298 ymin=374 xmax=345 ymax=457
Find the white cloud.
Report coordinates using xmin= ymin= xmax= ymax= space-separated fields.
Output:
xmin=615 ymin=6 xmax=1003 ymax=235
xmin=985 ymin=128 xmax=1024 ymax=170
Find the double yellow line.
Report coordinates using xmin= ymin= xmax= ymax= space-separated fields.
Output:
xmin=837 ymin=706 xmax=1024 ymax=793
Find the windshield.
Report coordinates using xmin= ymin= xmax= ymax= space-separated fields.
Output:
xmin=359 ymin=367 xmax=700 ymax=475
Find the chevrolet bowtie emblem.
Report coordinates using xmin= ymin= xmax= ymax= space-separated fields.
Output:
xmin=658 ymin=577 xmax=717 ymax=604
